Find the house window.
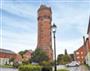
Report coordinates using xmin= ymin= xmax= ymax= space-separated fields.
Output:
xmin=81 ymin=56 xmax=83 ymax=59
xmin=76 ymin=52 xmax=79 ymax=55
xmin=81 ymin=52 xmax=83 ymax=54
xmin=77 ymin=56 xmax=80 ymax=59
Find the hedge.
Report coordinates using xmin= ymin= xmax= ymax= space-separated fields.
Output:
xmin=19 ymin=64 xmax=53 ymax=71
xmin=19 ymin=64 xmax=41 ymax=71
xmin=42 ymin=66 xmax=52 ymax=71
xmin=57 ymin=69 xmax=69 ymax=71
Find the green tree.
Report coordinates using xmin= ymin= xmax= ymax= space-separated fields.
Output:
xmin=61 ymin=55 xmax=71 ymax=64
xmin=31 ymin=48 xmax=49 ymax=64
xmin=65 ymin=49 xmax=68 ymax=55
xmin=18 ymin=50 xmax=28 ymax=58
xmin=57 ymin=49 xmax=72 ymax=65
xmin=9 ymin=58 xmax=15 ymax=63
xmin=57 ymin=54 xmax=63 ymax=64
xmin=69 ymin=54 xmax=74 ymax=61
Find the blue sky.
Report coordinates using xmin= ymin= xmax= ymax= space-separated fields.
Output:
xmin=0 ymin=0 xmax=90 ymax=56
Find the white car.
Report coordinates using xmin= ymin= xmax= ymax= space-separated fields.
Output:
xmin=66 ymin=61 xmax=80 ymax=67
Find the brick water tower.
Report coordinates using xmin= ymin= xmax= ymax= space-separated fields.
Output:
xmin=37 ymin=5 xmax=53 ymax=61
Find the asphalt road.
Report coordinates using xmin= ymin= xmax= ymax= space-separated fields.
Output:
xmin=0 ymin=68 xmax=18 ymax=71
xmin=0 ymin=65 xmax=89 ymax=71
xmin=67 ymin=65 xmax=90 ymax=71
xmin=57 ymin=65 xmax=90 ymax=71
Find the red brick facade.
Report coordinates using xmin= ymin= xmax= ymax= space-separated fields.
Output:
xmin=0 ymin=49 xmax=17 ymax=65
xmin=74 ymin=46 xmax=86 ymax=64
xmin=75 ymin=17 xmax=90 ymax=64
xmin=37 ymin=5 xmax=53 ymax=61
xmin=0 ymin=52 xmax=16 ymax=59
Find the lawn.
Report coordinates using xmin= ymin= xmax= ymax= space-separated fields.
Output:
xmin=0 ymin=65 xmax=13 ymax=68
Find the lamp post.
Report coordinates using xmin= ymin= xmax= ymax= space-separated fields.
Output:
xmin=52 ymin=23 xmax=57 ymax=71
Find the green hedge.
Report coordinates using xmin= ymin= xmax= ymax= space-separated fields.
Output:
xmin=42 ymin=66 xmax=52 ymax=71
xmin=57 ymin=69 xmax=69 ymax=71
xmin=19 ymin=64 xmax=53 ymax=71
xmin=19 ymin=64 xmax=41 ymax=71
xmin=0 ymin=65 xmax=13 ymax=68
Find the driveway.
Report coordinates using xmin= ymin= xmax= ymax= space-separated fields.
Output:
xmin=0 ymin=68 xmax=18 ymax=71
xmin=67 ymin=65 xmax=89 ymax=71
xmin=57 ymin=65 xmax=89 ymax=71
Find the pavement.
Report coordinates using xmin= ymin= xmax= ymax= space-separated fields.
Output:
xmin=79 ymin=65 xmax=90 ymax=71
xmin=57 ymin=65 xmax=90 ymax=71
xmin=0 ymin=65 xmax=90 ymax=71
xmin=0 ymin=68 xmax=18 ymax=71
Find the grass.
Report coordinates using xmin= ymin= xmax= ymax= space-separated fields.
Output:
xmin=84 ymin=64 xmax=90 ymax=70
xmin=0 ymin=64 xmax=13 ymax=68
xmin=57 ymin=69 xmax=69 ymax=71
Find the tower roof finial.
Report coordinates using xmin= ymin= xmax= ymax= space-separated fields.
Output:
xmin=38 ymin=5 xmax=52 ymax=13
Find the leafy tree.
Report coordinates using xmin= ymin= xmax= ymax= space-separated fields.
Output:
xmin=61 ymin=55 xmax=71 ymax=64
xmin=18 ymin=51 xmax=24 ymax=58
xmin=31 ymin=48 xmax=49 ymax=64
xmin=9 ymin=58 xmax=15 ymax=63
xmin=57 ymin=54 xmax=63 ymax=64
xmin=57 ymin=49 xmax=72 ymax=65
xmin=18 ymin=50 xmax=28 ymax=58
xmin=65 ymin=49 xmax=68 ymax=55
xmin=69 ymin=54 xmax=74 ymax=61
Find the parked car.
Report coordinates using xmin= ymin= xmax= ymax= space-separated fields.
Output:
xmin=66 ymin=61 xmax=80 ymax=67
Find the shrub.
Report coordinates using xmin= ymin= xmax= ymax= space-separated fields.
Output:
xmin=13 ymin=62 xmax=20 ymax=68
xmin=40 ymin=61 xmax=52 ymax=71
xmin=42 ymin=66 xmax=52 ymax=71
xmin=19 ymin=64 xmax=41 ymax=71
xmin=57 ymin=69 xmax=69 ymax=71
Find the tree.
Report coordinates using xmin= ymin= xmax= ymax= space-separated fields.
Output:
xmin=65 ymin=49 xmax=68 ymax=55
xmin=9 ymin=58 xmax=15 ymax=63
xmin=69 ymin=54 xmax=74 ymax=61
xmin=31 ymin=48 xmax=49 ymax=64
xmin=57 ymin=54 xmax=63 ymax=64
xmin=57 ymin=49 xmax=72 ymax=65
xmin=18 ymin=50 xmax=28 ymax=58
xmin=61 ymin=55 xmax=71 ymax=64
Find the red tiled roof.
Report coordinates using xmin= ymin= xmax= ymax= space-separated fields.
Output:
xmin=0 ymin=48 xmax=15 ymax=54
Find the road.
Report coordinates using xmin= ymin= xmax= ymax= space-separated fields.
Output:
xmin=0 ymin=68 xmax=18 ymax=71
xmin=57 ymin=65 xmax=90 ymax=71
xmin=0 ymin=65 xmax=89 ymax=71
xmin=66 ymin=65 xmax=90 ymax=71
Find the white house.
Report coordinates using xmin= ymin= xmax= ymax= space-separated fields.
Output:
xmin=86 ymin=51 xmax=90 ymax=66
xmin=86 ymin=17 xmax=90 ymax=66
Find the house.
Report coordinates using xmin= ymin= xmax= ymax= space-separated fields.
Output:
xmin=23 ymin=50 xmax=33 ymax=62
xmin=74 ymin=17 xmax=90 ymax=65
xmin=85 ymin=17 xmax=90 ymax=66
xmin=0 ymin=48 xmax=16 ymax=65
xmin=15 ymin=54 xmax=22 ymax=64
xmin=74 ymin=45 xmax=86 ymax=64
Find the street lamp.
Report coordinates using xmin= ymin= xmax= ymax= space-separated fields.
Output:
xmin=52 ymin=23 xmax=57 ymax=71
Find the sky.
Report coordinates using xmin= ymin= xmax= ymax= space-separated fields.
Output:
xmin=0 ymin=0 xmax=90 ymax=56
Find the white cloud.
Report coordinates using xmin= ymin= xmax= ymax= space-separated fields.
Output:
xmin=2 ymin=1 xmax=37 ymax=19
xmin=55 ymin=38 xmax=83 ymax=56
xmin=1 ymin=1 xmax=90 ymax=56
xmin=2 ymin=30 xmax=37 ymax=53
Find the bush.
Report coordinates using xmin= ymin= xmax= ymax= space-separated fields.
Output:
xmin=13 ymin=62 xmax=20 ymax=68
xmin=85 ymin=64 xmax=90 ymax=70
xmin=42 ymin=66 xmax=52 ymax=71
xmin=57 ymin=69 xmax=69 ymax=71
xmin=40 ymin=61 xmax=52 ymax=71
xmin=19 ymin=64 xmax=41 ymax=71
